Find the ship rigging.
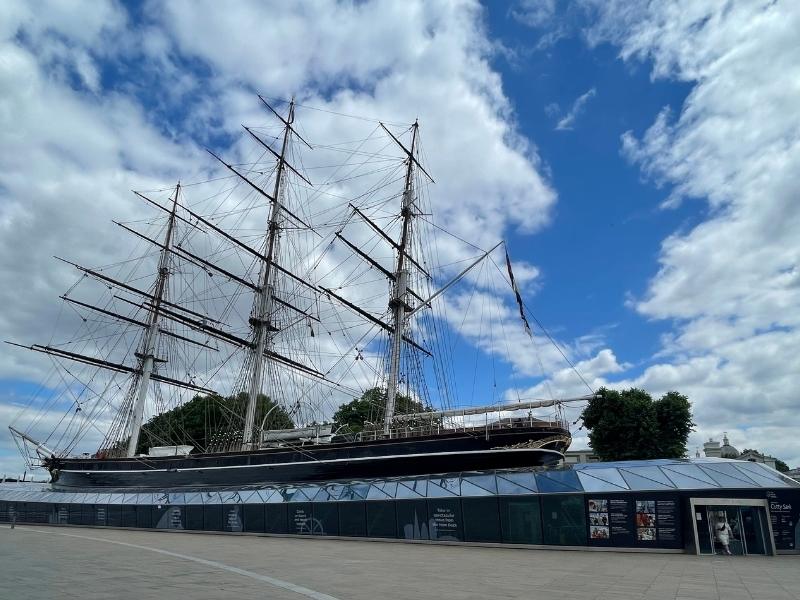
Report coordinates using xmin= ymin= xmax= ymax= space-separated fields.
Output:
xmin=7 ymin=96 xmax=593 ymax=488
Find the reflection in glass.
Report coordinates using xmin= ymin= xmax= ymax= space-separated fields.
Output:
xmin=427 ymin=478 xmax=459 ymax=497
xmin=698 ymin=464 xmax=757 ymax=488
xmin=395 ymin=479 xmax=427 ymax=498
xmin=619 ymin=467 xmax=675 ymax=490
xmin=576 ymin=468 xmax=628 ymax=492
xmin=661 ymin=465 xmax=719 ymax=488
xmin=461 ymin=474 xmax=498 ymax=495
xmin=536 ymin=471 xmax=581 ymax=493
xmin=496 ymin=472 xmax=537 ymax=495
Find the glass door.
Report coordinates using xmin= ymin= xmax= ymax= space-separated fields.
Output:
xmin=739 ymin=506 xmax=768 ymax=555
xmin=707 ymin=506 xmax=745 ymax=555
xmin=698 ymin=504 xmax=770 ymax=556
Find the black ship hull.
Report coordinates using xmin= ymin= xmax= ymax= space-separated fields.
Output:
xmin=49 ymin=426 xmax=569 ymax=489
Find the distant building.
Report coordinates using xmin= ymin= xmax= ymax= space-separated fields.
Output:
xmin=784 ymin=468 xmax=800 ymax=482
xmin=565 ymin=433 xmax=786 ymax=472
xmin=563 ymin=449 xmax=600 ymax=464
xmin=702 ymin=433 xmax=777 ymax=470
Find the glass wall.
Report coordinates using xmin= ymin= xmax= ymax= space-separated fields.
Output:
xmin=542 ymin=495 xmax=585 ymax=545
xmin=1 ymin=459 xmax=798 ymax=553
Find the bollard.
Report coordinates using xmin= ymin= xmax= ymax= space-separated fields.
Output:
xmin=10 ymin=512 xmax=15 ymax=529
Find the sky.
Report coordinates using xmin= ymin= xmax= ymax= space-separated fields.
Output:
xmin=0 ymin=0 xmax=798 ymax=476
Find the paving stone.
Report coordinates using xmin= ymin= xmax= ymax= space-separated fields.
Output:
xmin=1 ymin=525 xmax=798 ymax=600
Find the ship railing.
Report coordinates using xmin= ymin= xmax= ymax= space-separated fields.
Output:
xmin=355 ymin=416 xmax=570 ymax=442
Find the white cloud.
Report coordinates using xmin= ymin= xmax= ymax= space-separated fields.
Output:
xmin=579 ymin=0 xmax=800 ymax=467
xmin=554 ymin=86 xmax=596 ymax=131
xmin=510 ymin=0 xmax=556 ymax=28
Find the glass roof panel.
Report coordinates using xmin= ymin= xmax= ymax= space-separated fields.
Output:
xmin=496 ymin=472 xmax=537 ymax=494
xmin=732 ymin=461 xmax=794 ymax=486
xmin=240 ymin=490 xmax=262 ymax=503
xmin=266 ymin=489 xmax=287 ymax=503
xmin=330 ymin=485 xmax=353 ymax=501
xmin=220 ymin=491 xmax=244 ymax=503
xmin=291 ymin=487 xmax=314 ymax=502
xmin=203 ymin=491 xmax=223 ymax=504
xmin=277 ymin=487 xmax=298 ymax=502
xmin=395 ymin=478 xmax=427 ymax=498
xmin=312 ymin=487 xmax=332 ymax=502
xmin=460 ymin=479 xmax=495 ymax=497
xmin=183 ymin=492 xmax=204 ymax=504
xmin=576 ymin=469 xmax=629 ymax=492
xmin=536 ymin=470 xmax=582 ymax=493
xmin=661 ymin=465 xmax=719 ymax=489
xmin=321 ymin=484 xmax=343 ymax=500
xmin=427 ymin=477 xmax=460 ymax=497
xmin=323 ymin=484 xmax=349 ymax=501
xmin=252 ymin=489 xmax=273 ymax=502
xmin=366 ymin=483 xmax=394 ymax=500
xmin=698 ymin=463 xmax=758 ymax=488
xmin=349 ymin=483 xmax=370 ymax=500
xmin=619 ymin=467 xmax=676 ymax=490
xmin=163 ymin=492 xmax=182 ymax=504
xmin=461 ymin=474 xmax=498 ymax=495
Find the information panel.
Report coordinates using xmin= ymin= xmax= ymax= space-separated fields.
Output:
xmin=587 ymin=496 xmax=633 ymax=546
xmin=655 ymin=499 xmax=679 ymax=543
xmin=586 ymin=494 xmax=682 ymax=549
xmin=768 ymin=490 xmax=799 ymax=551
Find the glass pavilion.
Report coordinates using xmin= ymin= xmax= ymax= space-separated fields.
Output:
xmin=2 ymin=458 xmax=798 ymax=555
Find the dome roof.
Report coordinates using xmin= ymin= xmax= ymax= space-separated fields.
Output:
xmin=721 ymin=433 xmax=740 ymax=458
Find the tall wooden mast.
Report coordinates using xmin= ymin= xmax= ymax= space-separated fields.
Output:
xmin=241 ymin=100 xmax=295 ymax=450
xmin=384 ymin=121 xmax=418 ymax=435
xmin=127 ymin=182 xmax=180 ymax=457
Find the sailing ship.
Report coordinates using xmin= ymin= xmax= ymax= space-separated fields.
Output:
xmin=7 ymin=97 xmax=587 ymax=489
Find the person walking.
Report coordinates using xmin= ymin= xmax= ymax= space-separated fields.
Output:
xmin=714 ymin=514 xmax=734 ymax=555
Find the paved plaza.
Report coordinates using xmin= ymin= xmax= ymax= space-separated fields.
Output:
xmin=1 ymin=525 xmax=798 ymax=600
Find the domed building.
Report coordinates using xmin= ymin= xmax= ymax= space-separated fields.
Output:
xmin=720 ymin=434 xmax=740 ymax=459
xmin=703 ymin=433 xmax=779 ymax=470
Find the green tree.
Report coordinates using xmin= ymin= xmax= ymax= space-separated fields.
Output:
xmin=136 ymin=392 xmax=293 ymax=454
xmin=580 ymin=388 xmax=694 ymax=461
xmin=332 ymin=387 xmax=433 ymax=434
xmin=653 ymin=391 xmax=694 ymax=457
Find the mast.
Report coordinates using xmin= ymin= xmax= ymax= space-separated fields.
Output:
xmin=127 ymin=182 xmax=180 ymax=457
xmin=384 ymin=121 xmax=418 ymax=435
xmin=242 ymin=100 xmax=295 ymax=450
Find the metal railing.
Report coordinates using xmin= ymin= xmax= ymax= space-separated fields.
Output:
xmin=355 ymin=416 xmax=570 ymax=442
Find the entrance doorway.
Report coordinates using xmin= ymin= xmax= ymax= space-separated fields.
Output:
xmin=691 ymin=498 xmax=775 ymax=556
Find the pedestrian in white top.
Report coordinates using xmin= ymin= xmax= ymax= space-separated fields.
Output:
xmin=715 ymin=515 xmax=733 ymax=555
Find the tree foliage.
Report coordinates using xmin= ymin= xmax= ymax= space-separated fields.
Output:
xmin=332 ymin=387 xmax=433 ymax=434
xmin=580 ymin=388 xmax=694 ymax=461
xmin=136 ymin=392 xmax=294 ymax=454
